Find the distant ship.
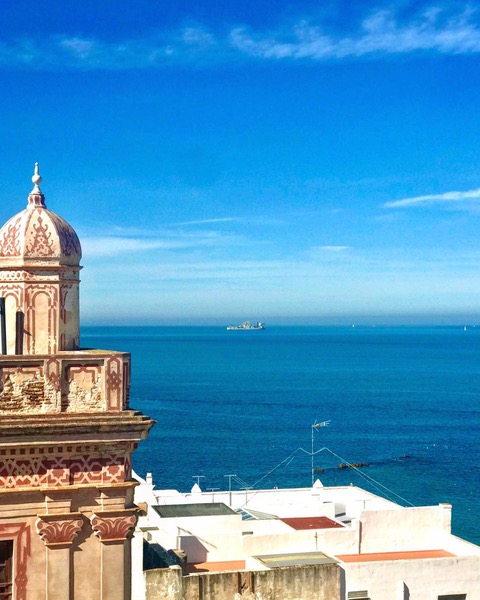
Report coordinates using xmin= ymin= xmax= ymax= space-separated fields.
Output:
xmin=226 ymin=321 xmax=265 ymax=331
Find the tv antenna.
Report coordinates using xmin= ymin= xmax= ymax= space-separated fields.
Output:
xmin=311 ymin=420 xmax=330 ymax=485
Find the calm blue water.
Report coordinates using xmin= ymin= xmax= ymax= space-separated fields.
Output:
xmin=82 ymin=326 xmax=480 ymax=544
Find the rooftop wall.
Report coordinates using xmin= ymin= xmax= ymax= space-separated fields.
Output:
xmin=243 ymin=522 xmax=359 ymax=557
xmin=144 ymin=563 xmax=341 ymax=600
xmin=345 ymin=555 xmax=480 ymax=600
xmin=145 ymin=514 xmax=245 ymax=564
xmin=359 ymin=504 xmax=452 ymax=553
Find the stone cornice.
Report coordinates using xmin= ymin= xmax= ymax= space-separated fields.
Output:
xmin=0 ymin=411 xmax=155 ymax=444
xmin=0 ymin=481 xmax=138 ymax=496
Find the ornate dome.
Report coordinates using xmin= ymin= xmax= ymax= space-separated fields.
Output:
xmin=0 ymin=164 xmax=82 ymax=267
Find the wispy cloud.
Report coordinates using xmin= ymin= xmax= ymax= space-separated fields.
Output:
xmin=384 ymin=187 xmax=480 ymax=208
xmin=81 ymin=227 xmax=249 ymax=258
xmin=0 ymin=26 xmax=217 ymax=70
xmin=2 ymin=6 xmax=480 ymax=70
xmin=318 ymin=245 xmax=351 ymax=252
xmin=172 ymin=217 xmax=239 ymax=226
xmin=230 ymin=6 xmax=480 ymax=60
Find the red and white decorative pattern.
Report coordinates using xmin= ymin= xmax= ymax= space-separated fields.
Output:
xmin=105 ymin=357 xmax=123 ymax=410
xmin=0 ymin=446 xmax=129 ymax=488
xmin=0 ymin=215 xmax=22 ymax=257
xmin=49 ymin=212 xmax=82 ymax=257
xmin=24 ymin=284 xmax=58 ymax=354
xmin=0 ymin=284 xmax=23 ymax=309
xmin=0 ymin=207 xmax=81 ymax=261
xmin=36 ymin=516 xmax=84 ymax=546
xmin=45 ymin=358 xmax=61 ymax=392
xmin=0 ymin=522 xmax=30 ymax=600
xmin=25 ymin=214 xmax=54 ymax=257
xmin=90 ymin=512 xmax=137 ymax=542
xmin=0 ymin=270 xmax=79 ymax=283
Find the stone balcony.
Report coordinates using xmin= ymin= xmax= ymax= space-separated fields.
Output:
xmin=0 ymin=349 xmax=130 ymax=415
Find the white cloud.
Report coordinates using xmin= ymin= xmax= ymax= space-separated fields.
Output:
xmin=172 ymin=217 xmax=239 ymax=226
xmin=180 ymin=27 xmax=216 ymax=49
xmin=384 ymin=187 xmax=480 ymax=208
xmin=0 ymin=26 xmax=216 ymax=70
xmin=81 ymin=236 xmax=187 ymax=257
xmin=318 ymin=245 xmax=351 ymax=252
xmin=80 ymin=225 xmax=259 ymax=258
xmin=229 ymin=7 xmax=480 ymax=60
xmin=2 ymin=7 xmax=480 ymax=70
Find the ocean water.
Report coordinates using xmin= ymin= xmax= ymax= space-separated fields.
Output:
xmin=82 ymin=326 xmax=480 ymax=545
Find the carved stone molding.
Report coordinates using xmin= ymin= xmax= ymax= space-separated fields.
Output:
xmin=90 ymin=511 xmax=137 ymax=543
xmin=35 ymin=513 xmax=84 ymax=547
xmin=0 ymin=522 xmax=30 ymax=600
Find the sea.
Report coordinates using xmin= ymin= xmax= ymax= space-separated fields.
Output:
xmin=82 ymin=325 xmax=480 ymax=545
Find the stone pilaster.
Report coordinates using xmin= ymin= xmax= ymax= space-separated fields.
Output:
xmin=35 ymin=514 xmax=84 ymax=600
xmin=90 ymin=511 xmax=138 ymax=600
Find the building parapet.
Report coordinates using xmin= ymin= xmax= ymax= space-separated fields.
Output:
xmin=0 ymin=349 xmax=130 ymax=414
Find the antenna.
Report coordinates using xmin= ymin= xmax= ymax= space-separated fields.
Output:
xmin=224 ymin=474 xmax=237 ymax=506
xmin=311 ymin=420 xmax=330 ymax=485
xmin=207 ymin=487 xmax=220 ymax=502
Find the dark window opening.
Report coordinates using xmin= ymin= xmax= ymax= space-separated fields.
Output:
xmin=438 ymin=595 xmax=467 ymax=600
xmin=0 ymin=540 xmax=13 ymax=600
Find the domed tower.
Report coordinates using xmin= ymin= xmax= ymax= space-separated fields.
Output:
xmin=0 ymin=163 xmax=81 ymax=354
xmin=0 ymin=166 xmax=153 ymax=600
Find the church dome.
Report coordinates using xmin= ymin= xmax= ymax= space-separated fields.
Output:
xmin=0 ymin=164 xmax=82 ymax=267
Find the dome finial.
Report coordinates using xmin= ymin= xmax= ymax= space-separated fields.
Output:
xmin=31 ymin=162 xmax=43 ymax=193
xmin=27 ymin=162 xmax=46 ymax=208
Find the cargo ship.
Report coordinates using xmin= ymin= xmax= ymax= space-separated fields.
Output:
xmin=226 ymin=321 xmax=265 ymax=331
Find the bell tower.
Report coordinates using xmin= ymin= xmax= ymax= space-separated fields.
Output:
xmin=0 ymin=164 xmax=81 ymax=354
xmin=0 ymin=165 xmax=154 ymax=600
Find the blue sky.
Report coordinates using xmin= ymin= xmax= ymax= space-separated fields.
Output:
xmin=2 ymin=0 xmax=480 ymax=324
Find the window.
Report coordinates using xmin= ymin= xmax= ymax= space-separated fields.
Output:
xmin=348 ymin=592 xmax=370 ymax=600
xmin=438 ymin=595 xmax=467 ymax=600
xmin=0 ymin=541 xmax=13 ymax=600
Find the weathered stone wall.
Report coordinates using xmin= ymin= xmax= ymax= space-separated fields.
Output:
xmin=0 ymin=366 xmax=59 ymax=412
xmin=144 ymin=563 xmax=341 ymax=600
xmin=0 ymin=351 xmax=130 ymax=414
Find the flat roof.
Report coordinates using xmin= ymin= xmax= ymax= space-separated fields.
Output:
xmin=153 ymin=502 xmax=237 ymax=518
xmin=187 ymin=560 xmax=246 ymax=573
xmin=336 ymin=549 xmax=456 ymax=563
xmin=255 ymin=552 xmax=338 ymax=568
xmin=281 ymin=516 xmax=344 ymax=530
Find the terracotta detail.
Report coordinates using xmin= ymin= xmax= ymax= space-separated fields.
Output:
xmin=90 ymin=512 xmax=137 ymax=542
xmin=25 ymin=285 xmax=58 ymax=354
xmin=106 ymin=357 xmax=123 ymax=410
xmin=46 ymin=358 xmax=61 ymax=392
xmin=59 ymin=285 xmax=72 ymax=323
xmin=0 ymin=450 xmax=127 ymax=488
xmin=0 ymin=522 xmax=30 ymax=600
xmin=124 ymin=453 xmax=132 ymax=480
xmin=0 ymin=354 xmax=129 ymax=414
xmin=0 ymin=270 xmax=78 ymax=283
xmin=0 ymin=216 xmax=22 ymax=256
xmin=25 ymin=214 xmax=55 ymax=257
xmin=48 ymin=212 xmax=82 ymax=257
xmin=0 ymin=285 xmax=22 ymax=307
xmin=36 ymin=515 xmax=83 ymax=547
